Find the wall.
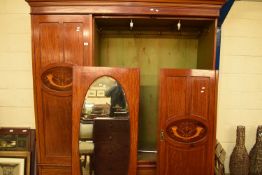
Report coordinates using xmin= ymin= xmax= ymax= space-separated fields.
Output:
xmin=217 ymin=1 xmax=262 ymax=173
xmin=0 ymin=0 xmax=35 ymax=128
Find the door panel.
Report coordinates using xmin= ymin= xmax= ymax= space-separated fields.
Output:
xmin=165 ymin=144 xmax=206 ymax=175
xmin=190 ymin=77 xmax=210 ymax=120
xmin=63 ymin=22 xmax=84 ymax=65
xmin=32 ymin=15 xmax=92 ymax=166
xmin=72 ymin=66 xmax=139 ymax=175
xmin=158 ymin=69 xmax=216 ymax=175
xmin=166 ymin=77 xmax=187 ymax=119
xmin=39 ymin=23 xmax=61 ymax=67
xmin=42 ymin=92 xmax=72 ymax=157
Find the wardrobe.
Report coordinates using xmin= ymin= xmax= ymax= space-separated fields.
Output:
xmin=25 ymin=0 xmax=226 ymax=175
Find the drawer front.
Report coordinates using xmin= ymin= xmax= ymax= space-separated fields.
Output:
xmin=137 ymin=161 xmax=156 ymax=175
xmin=94 ymin=119 xmax=130 ymax=133
xmin=38 ymin=166 xmax=71 ymax=175
xmin=94 ymin=119 xmax=130 ymax=144
xmin=137 ymin=168 xmax=156 ymax=175
xmin=95 ymin=143 xmax=130 ymax=162
xmin=94 ymin=131 xmax=129 ymax=143
xmin=93 ymin=118 xmax=130 ymax=175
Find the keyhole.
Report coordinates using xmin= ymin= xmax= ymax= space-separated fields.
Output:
xmin=76 ymin=26 xmax=80 ymax=32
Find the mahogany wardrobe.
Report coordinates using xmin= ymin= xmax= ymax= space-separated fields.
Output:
xmin=25 ymin=0 xmax=226 ymax=174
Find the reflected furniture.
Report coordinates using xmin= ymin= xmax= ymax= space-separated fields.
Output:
xmin=77 ymin=75 xmax=133 ymax=175
xmin=93 ymin=118 xmax=130 ymax=175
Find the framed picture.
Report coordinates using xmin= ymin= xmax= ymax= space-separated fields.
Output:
xmin=96 ymin=90 xmax=105 ymax=97
xmin=0 ymin=151 xmax=30 ymax=175
xmin=87 ymin=90 xmax=96 ymax=97
xmin=0 ymin=128 xmax=36 ymax=175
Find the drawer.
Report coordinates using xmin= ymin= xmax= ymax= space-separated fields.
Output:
xmin=93 ymin=118 xmax=131 ymax=175
xmin=95 ymin=143 xmax=130 ymax=161
xmin=137 ymin=161 xmax=157 ymax=175
xmin=94 ymin=143 xmax=130 ymax=175
xmin=94 ymin=118 xmax=130 ymax=143
xmin=38 ymin=166 xmax=71 ymax=175
xmin=94 ymin=131 xmax=129 ymax=143
xmin=137 ymin=152 xmax=157 ymax=175
xmin=94 ymin=118 xmax=130 ymax=133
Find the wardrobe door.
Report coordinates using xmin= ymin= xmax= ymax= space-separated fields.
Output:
xmin=72 ymin=66 xmax=139 ymax=175
xmin=32 ymin=15 xmax=92 ymax=169
xmin=158 ymin=69 xmax=216 ymax=175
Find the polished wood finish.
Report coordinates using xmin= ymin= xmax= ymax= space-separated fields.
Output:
xmin=38 ymin=166 xmax=71 ymax=175
xmin=29 ymin=6 xmax=220 ymax=17
xmin=31 ymin=15 xmax=92 ymax=169
xmin=137 ymin=160 xmax=157 ymax=175
xmin=26 ymin=0 xmax=224 ymax=3
xmin=137 ymin=152 xmax=157 ymax=175
xmin=25 ymin=0 xmax=225 ymax=174
xmin=72 ymin=66 xmax=140 ymax=175
xmin=158 ymin=69 xmax=216 ymax=175
xmin=26 ymin=0 xmax=225 ymax=17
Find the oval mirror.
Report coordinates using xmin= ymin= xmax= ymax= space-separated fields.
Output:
xmin=79 ymin=76 xmax=130 ymax=175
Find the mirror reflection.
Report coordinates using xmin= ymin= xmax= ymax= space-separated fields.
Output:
xmin=79 ymin=76 xmax=130 ymax=175
xmin=82 ymin=76 xmax=128 ymax=119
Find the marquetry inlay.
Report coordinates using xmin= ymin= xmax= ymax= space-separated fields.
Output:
xmin=166 ymin=119 xmax=207 ymax=143
xmin=41 ymin=66 xmax=72 ymax=91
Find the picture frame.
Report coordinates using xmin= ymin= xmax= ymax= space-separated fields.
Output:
xmin=0 ymin=151 xmax=30 ymax=175
xmin=0 ymin=128 xmax=36 ymax=175
xmin=96 ymin=90 xmax=105 ymax=97
xmin=87 ymin=90 xmax=96 ymax=97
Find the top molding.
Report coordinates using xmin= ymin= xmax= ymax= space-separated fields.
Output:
xmin=25 ymin=0 xmax=226 ymax=17
xmin=26 ymin=0 xmax=225 ymax=4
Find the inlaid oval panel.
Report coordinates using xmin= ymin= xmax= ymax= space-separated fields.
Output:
xmin=41 ymin=66 xmax=72 ymax=91
xmin=166 ymin=119 xmax=207 ymax=143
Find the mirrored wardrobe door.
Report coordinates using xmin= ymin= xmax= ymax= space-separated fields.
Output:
xmin=80 ymin=76 xmax=130 ymax=175
xmin=72 ymin=66 xmax=140 ymax=175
